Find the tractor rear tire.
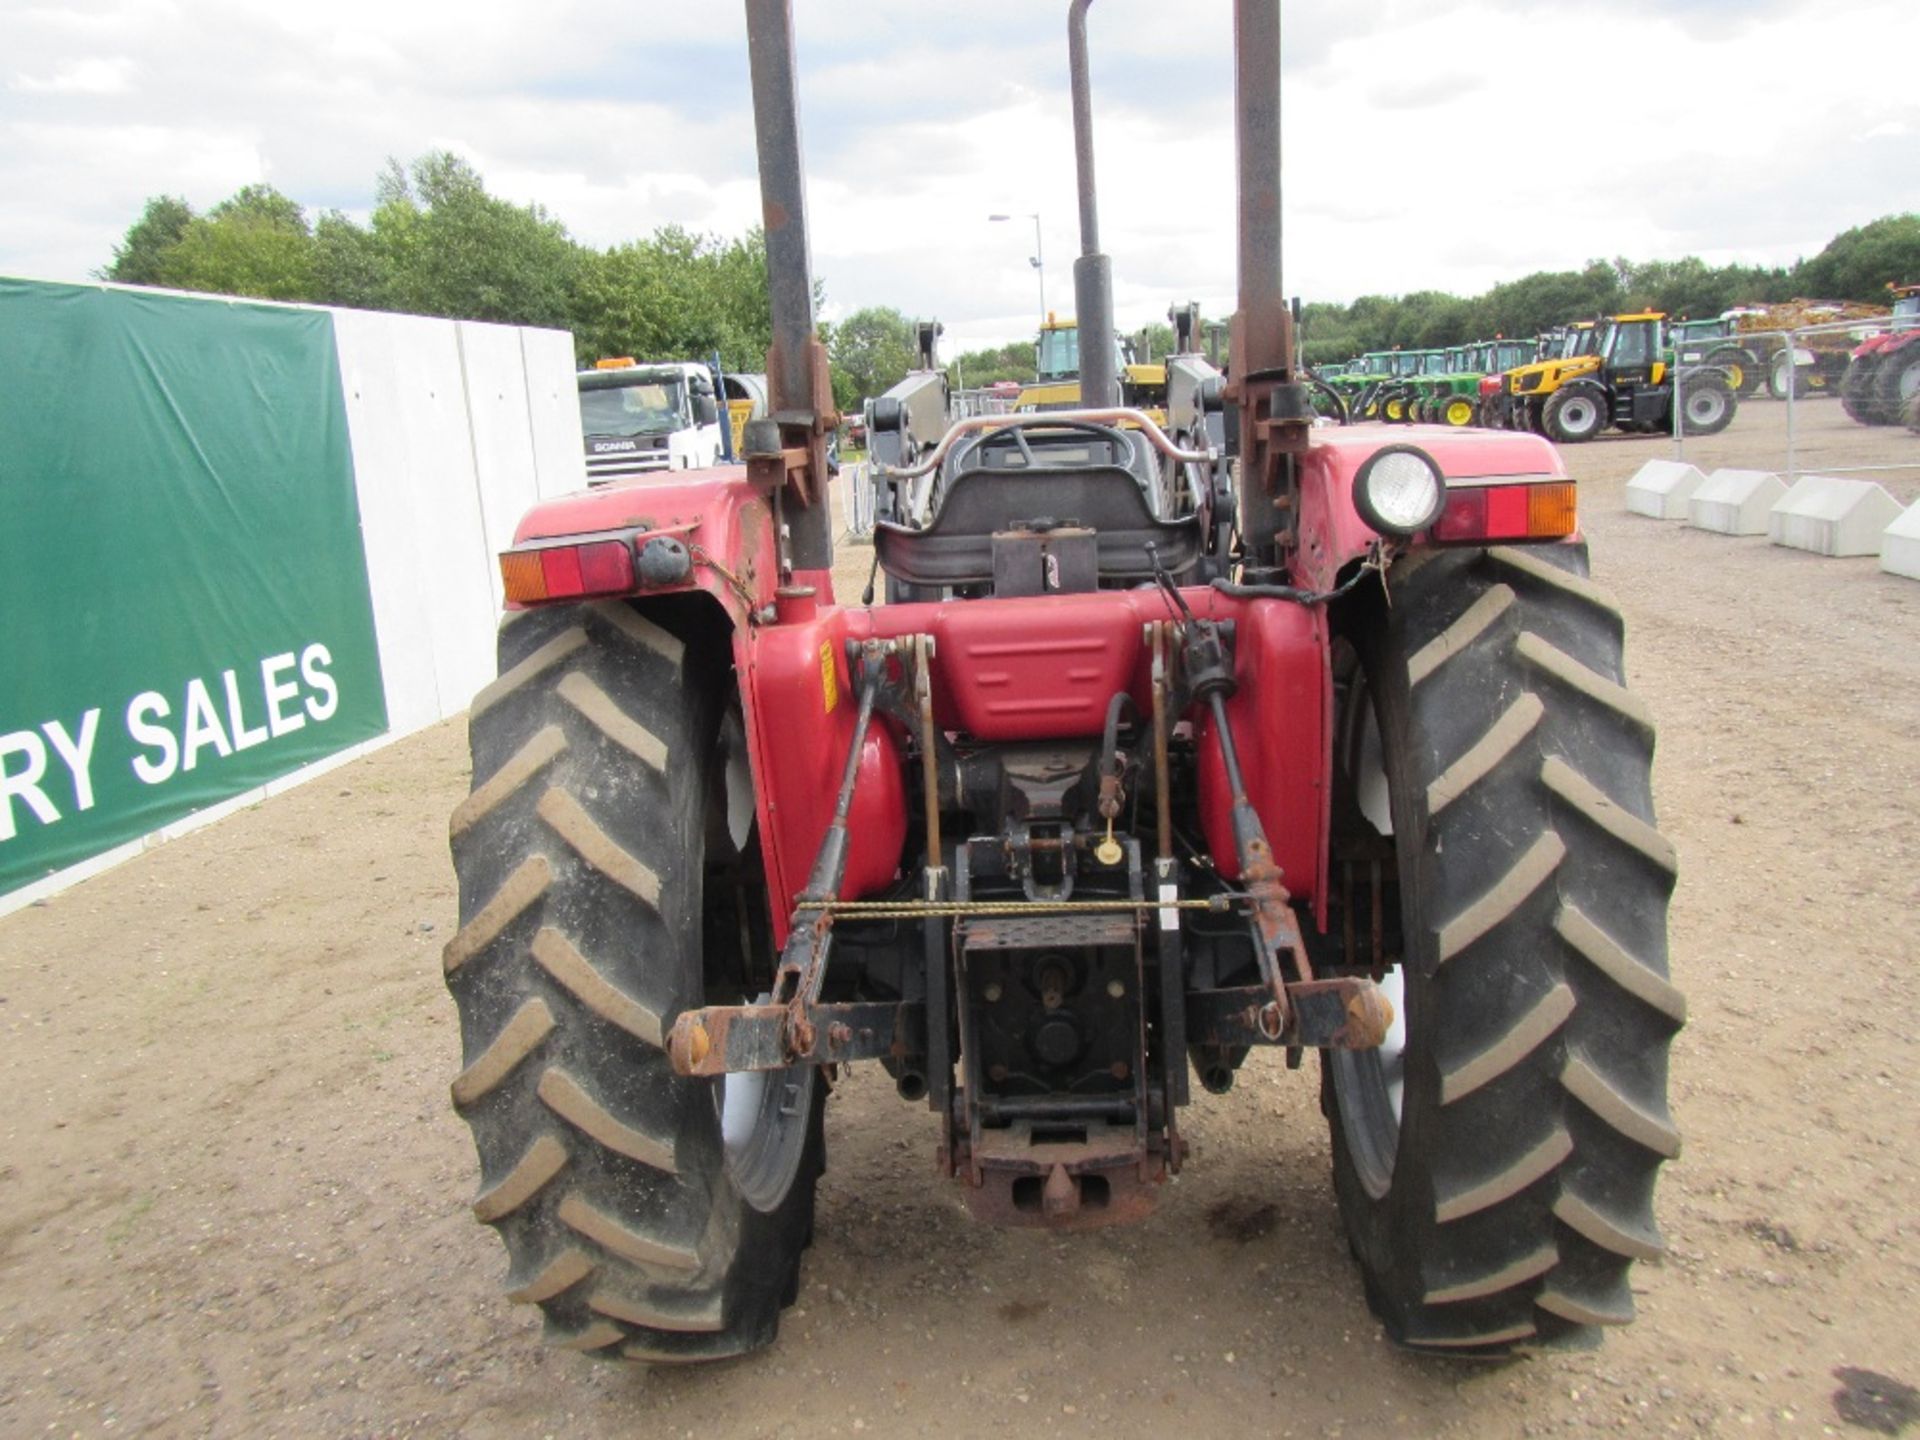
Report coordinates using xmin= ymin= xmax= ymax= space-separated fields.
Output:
xmin=1324 ymin=541 xmax=1682 ymax=1355
xmin=1438 ymin=394 xmax=1478 ymax=428
xmin=1873 ymin=350 xmax=1920 ymax=428
xmin=444 ymin=600 xmax=824 ymax=1363
xmin=1767 ymin=352 xmax=1806 ymax=400
xmin=1705 ymin=347 xmax=1759 ymax=398
xmin=1675 ymin=375 xmax=1735 ymax=438
xmin=1840 ymin=356 xmax=1885 ymax=426
xmin=1542 ymin=384 xmax=1607 ymax=444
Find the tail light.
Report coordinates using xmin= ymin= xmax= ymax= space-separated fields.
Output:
xmin=1430 ymin=481 xmax=1577 ymax=543
xmin=500 ymin=538 xmax=636 ymax=604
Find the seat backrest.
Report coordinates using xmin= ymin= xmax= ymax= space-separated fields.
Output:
xmin=873 ymin=461 xmax=1201 ymax=590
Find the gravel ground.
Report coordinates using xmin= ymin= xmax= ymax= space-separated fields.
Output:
xmin=0 ymin=400 xmax=1916 ymax=1438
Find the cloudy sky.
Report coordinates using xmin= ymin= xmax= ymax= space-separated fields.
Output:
xmin=4 ymin=0 xmax=1918 ymax=351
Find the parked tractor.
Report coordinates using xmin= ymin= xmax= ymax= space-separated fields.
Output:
xmin=1494 ymin=322 xmax=1604 ymax=432
xmin=1538 ymin=314 xmax=1737 ymax=443
xmin=1017 ymin=313 xmax=1169 ymax=419
xmin=1377 ymin=349 xmax=1443 ymax=422
xmin=1839 ymin=284 xmax=1920 ymax=427
xmin=1668 ymin=312 xmax=1773 ymax=399
xmin=1407 ymin=344 xmax=1493 ymax=428
xmin=1476 ymin=339 xmax=1545 ymax=428
xmin=443 ymin=0 xmax=1680 ymax=1367
xmin=1328 ymin=350 xmax=1397 ymax=419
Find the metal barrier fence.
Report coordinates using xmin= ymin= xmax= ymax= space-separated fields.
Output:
xmin=1672 ymin=315 xmax=1920 ymax=482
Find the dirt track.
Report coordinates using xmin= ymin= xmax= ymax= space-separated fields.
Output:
xmin=2 ymin=402 xmax=1917 ymax=1438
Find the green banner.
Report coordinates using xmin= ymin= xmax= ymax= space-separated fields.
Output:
xmin=0 ymin=279 xmax=387 ymax=897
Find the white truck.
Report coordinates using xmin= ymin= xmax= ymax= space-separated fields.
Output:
xmin=577 ymin=359 xmax=728 ymax=483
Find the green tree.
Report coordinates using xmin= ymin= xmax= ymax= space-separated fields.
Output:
xmin=310 ymin=210 xmax=390 ymax=310
xmin=373 ymin=152 xmax=577 ymax=328
xmin=153 ymin=184 xmax=316 ymax=301
xmin=828 ymin=306 xmax=916 ymax=409
xmin=1791 ymin=214 xmax=1920 ymax=303
xmin=101 ymin=195 xmax=193 ymax=284
xmin=569 ymin=226 xmax=774 ymax=372
xmin=950 ymin=339 xmax=1038 ymax=387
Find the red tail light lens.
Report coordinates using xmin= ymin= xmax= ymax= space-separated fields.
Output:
xmin=1430 ymin=482 xmax=1577 ymax=543
xmin=500 ymin=539 xmax=635 ymax=604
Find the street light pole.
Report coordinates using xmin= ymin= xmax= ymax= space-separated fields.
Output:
xmin=989 ymin=212 xmax=1046 ymax=325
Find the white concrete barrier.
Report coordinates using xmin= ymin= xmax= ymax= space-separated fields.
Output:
xmin=1882 ymin=500 xmax=1920 ymax=581
xmin=1625 ymin=460 xmax=1707 ymax=520
xmin=1687 ymin=469 xmax=1787 ymax=536
xmin=1768 ymin=476 xmax=1905 ymax=557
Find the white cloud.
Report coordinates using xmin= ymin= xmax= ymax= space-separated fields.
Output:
xmin=0 ymin=0 xmax=1916 ymax=348
xmin=11 ymin=56 xmax=137 ymax=95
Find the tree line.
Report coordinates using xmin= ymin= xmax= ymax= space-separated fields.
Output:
xmin=1295 ymin=214 xmax=1920 ymax=364
xmin=102 ymin=165 xmax=1917 ymax=398
xmin=103 ymin=152 xmax=776 ymax=375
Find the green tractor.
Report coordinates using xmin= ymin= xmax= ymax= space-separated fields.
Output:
xmin=1377 ymin=348 xmax=1443 ymax=423
xmin=1408 ymin=344 xmax=1491 ymax=428
xmin=1326 ymin=350 xmax=1397 ymax=420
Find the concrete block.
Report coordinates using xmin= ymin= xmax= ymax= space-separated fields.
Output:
xmin=1687 ymin=469 xmax=1787 ymax=536
xmin=1768 ymin=476 xmax=1905 ymax=557
xmin=1625 ymin=459 xmax=1708 ymax=520
xmin=1882 ymin=499 xmax=1920 ymax=581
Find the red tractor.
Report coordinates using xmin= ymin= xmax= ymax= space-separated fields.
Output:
xmin=1840 ymin=284 xmax=1920 ymax=426
xmin=443 ymin=0 xmax=1681 ymax=1365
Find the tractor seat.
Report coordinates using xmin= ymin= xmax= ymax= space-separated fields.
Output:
xmin=873 ymin=421 xmax=1201 ymax=593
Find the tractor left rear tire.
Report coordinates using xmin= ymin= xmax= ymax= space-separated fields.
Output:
xmin=444 ymin=600 xmax=824 ymax=1364
xmin=1439 ymin=394 xmax=1478 ymax=428
xmin=1841 ymin=357 xmax=1885 ymax=425
xmin=1675 ymin=375 xmax=1735 ymax=437
xmin=1324 ymin=542 xmax=1682 ymax=1355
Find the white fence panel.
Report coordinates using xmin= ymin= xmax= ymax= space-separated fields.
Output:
xmin=457 ymin=320 xmax=545 ymax=613
xmin=333 ymin=308 xmax=498 ymax=735
xmin=522 ymin=328 xmax=589 ymax=501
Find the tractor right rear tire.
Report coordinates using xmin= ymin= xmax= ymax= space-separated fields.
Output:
xmin=1542 ymin=384 xmax=1607 ymax=444
xmin=444 ymin=599 xmax=824 ymax=1363
xmin=1873 ymin=350 xmax=1920 ymax=428
xmin=1324 ymin=542 xmax=1682 ymax=1355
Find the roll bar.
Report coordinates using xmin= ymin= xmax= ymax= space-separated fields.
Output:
xmin=873 ymin=408 xmax=1213 ymax=481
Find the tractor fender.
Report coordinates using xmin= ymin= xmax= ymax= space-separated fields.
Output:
xmin=509 ymin=469 xmax=907 ymax=944
xmin=1289 ymin=427 xmax=1568 ymax=592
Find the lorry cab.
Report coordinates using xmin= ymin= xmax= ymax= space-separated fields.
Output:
xmin=577 ymin=358 xmax=728 ymax=484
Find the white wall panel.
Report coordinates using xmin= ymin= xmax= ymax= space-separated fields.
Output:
xmin=456 ymin=320 xmax=543 ymax=613
xmin=333 ymin=308 xmax=498 ymax=733
xmin=522 ymin=327 xmax=589 ymax=501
